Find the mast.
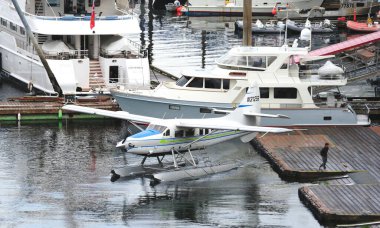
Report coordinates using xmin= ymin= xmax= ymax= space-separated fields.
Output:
xmin=242 ymin=0 xmax=252 ymax=46
xmin=11 ymin=0 xmax=63 ymax=96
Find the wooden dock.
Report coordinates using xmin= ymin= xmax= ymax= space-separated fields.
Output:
xmin=252 ymin=126 xmax=380 ymax=225
xmin=0 ymin=95 xmax=119 ymax=121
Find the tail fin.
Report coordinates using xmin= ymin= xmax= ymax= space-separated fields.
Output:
xmin=222 ymin=83 xmax=261 ymax=125
xmin=237 ymin=84 xmax=261 ymax=113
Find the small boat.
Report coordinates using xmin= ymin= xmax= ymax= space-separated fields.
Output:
xmin=235 ymin=19 xmax=285 ymax=33
xmin=286 ymin=19 xmax=335 ymax=33
xmin=346 ymin=20 xmax=380 ymax=32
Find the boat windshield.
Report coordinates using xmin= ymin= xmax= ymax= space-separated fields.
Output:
xmin=217 ymin=54 xmax=277 ymax=70
xmin=176 ymin=76 xmax=192 ymax=86
xmin=146 ymin=124 xmax=167 ymax=133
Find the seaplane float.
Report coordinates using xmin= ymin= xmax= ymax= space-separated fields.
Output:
xmin=63 ymin=84 xmax=294 ymax=184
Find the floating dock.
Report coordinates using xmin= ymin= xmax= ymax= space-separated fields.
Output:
xmin=252 ymin=126 xmax=380 ymax=225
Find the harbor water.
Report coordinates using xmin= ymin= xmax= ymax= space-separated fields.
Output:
xmin=0 ymin=120 xmax=320 ymax=227
xmin=0 ymin=3 xmax=354 ymax=227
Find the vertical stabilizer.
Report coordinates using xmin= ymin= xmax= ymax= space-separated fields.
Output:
xmin=222 ymin=83 xmax=261 ymax=126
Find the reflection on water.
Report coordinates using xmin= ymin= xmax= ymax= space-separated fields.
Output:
xmin=0 ymin=120 xmax=320 ymax=227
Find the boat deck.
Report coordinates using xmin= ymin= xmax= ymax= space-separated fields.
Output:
xmin=252 ymin=126 xmax=380 ymax=225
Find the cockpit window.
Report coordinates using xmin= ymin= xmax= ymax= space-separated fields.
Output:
xmin=218 ymin=55 xmax=240 ymax=65
xmin=176 ymin=76 xmax=191 ymax=86
xmin=146 ymin=124 xmax=167 ymax=132
xmin=218 ymin=53 xmax=275 ymax=70
xmin=205 ymin=78 xmax=221 ymax=89
xmin=267 ymin=56 xmax=277 ymax=67
xmin=187 ymin=77 xmax=203 ymax=88
xmin=248 ymin=56 xmax=266 ymax=68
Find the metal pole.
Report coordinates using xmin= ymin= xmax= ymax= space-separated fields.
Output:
xmin=11 ymin=0 xmax=63 ymax=96
xmin=242 ymin=0 xmax=252 ymax=46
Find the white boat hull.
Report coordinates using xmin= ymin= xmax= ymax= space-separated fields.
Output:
xmin=111 ymin=90 xmax=369 ymax=126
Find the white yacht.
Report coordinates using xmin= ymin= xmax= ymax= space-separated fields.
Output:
xmin=0 ymin=0 xmax=149 ymax=95
xmin=111 ymin=43 xmax=370 ymax=126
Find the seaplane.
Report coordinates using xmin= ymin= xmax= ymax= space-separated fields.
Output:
xmin=63 ymin=84 xmax=292 ymax=182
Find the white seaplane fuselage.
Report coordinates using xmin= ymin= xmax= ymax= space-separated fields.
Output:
xmin=118 ymin=121 xmax=253 ymax=155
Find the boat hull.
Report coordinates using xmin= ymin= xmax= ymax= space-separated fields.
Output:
xmin=111 ymin=90 xmax=369 ymax=126
xmin=347 ymin=20 xmax=380 ymax=32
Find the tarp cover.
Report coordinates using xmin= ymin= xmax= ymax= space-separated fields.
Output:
xmin=318 ymin=60 xmax=344 ymax=76
xmin=41 ymin=40 xmax=75 ymax=55
xmin=101 ymin=36 xmax=133 ymax=55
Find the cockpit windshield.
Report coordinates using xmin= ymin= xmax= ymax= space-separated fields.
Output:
xmin=146 ymin=124 xmax=167 ymax=133
xmin=217 ymin=53 xmax=277 ymax=70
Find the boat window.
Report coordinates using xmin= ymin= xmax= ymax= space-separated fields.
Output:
xmin=267 ymin=56 xmax=277 ymax=67
xmin=19 ymin=27 xmax=25 ymax=35
xmin=218 ymin=55 xmax=239 ymax=65
xmin=88 ymin=0 xmax=100 ymax=7
xmin=280 ymin=63 xmax=288 ymax=69
xmin=248 ymin=56 xmax=266 ymax=68
xmin=205 ymin=78 xmax=221 ymax=89
xmin=47 ymin=0 xmax=60 ymax=6
xmin=175 ymin=130 xmax=184 ymax=137
xmin=223 ymin=79 xmax=230 ymax=90
xmin=9 ymin=22 xmax=17 ymax=31
xmin=356 ymin=3 xmax=364 ymax=7
xmin=187 ymin=77 xmax=203 ymax=88
xmin=237 ymin=56 xmax=247 ymax=66
xmin=146 ymin=124 xmax=167 ymax=132
xmin=1 ymin=18 xmax=7 ymax=27
xmin=274 ymin=88 xmax=297 ymax=99
xmin=176 ymin=76 xmax=191 ymax=86
xmin=260 ymin=87 xmax=270 ymax=98
xmin=200 ymin=108 xmax=212 ymax=113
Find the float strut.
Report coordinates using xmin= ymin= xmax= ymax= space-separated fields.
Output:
xmin=141 ymin=155 xmax=148 ymax=165
xmin=171 ymin=148 xmax=178 ymax=168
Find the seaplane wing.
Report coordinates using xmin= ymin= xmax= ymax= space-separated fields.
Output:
xmin=62 ymin=105 xmax=159 ymax=123
xmin=243 ymin=111 xmax=290 ymax=119
xmin=176 ymin=119 xmax=292 ymax=133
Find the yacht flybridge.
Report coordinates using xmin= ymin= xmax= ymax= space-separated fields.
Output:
xmin=112 ymin=44 xmax=370 ymax=126
xmin=0 ymin=0 xmax=149 ymax=95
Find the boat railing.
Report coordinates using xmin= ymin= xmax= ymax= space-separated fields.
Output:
xmin=44 ymin=50 xmax=88 ymax=60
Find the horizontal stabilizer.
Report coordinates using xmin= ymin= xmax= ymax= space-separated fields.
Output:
xmin=244 ymin=111 xmax=290 ymax=119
